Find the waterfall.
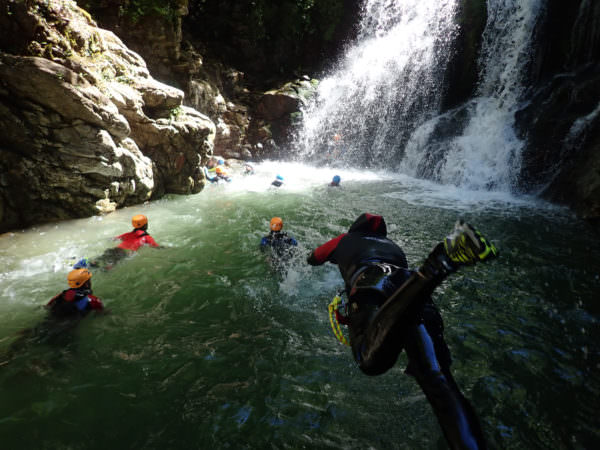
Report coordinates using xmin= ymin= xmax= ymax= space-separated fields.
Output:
xmin=402 ymin=0 xmax=544 ymax=191
xmin=297 ymin=0 xmax=545 ymax=192
xmin=295 ymin=0 xmax=459 ymax=167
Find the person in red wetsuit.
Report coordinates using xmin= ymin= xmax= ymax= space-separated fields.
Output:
xmin=83 ymin=214 xmax=160 ymax=270
xmin=116 ymin=214 xmax=160 ymax=251
xmin=307 ymin=213 xmax=498 ymax=450
xmin=46 ymin=268 xmax=104 ymax=318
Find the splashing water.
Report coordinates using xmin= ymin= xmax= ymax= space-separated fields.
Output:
xmin=1 ymin=161 xmax=599 ymax=449
xmin=296 ymin=0 xmax=459 ymax=167
xmin=298 ymin=0 xmax=545 ymax=193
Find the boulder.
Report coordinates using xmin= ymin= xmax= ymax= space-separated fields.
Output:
xmin=255 ymin=79 xmax=317 ymax=122
xmin=515 ymin=65 xmax=600 ymax=221
xmin=0 ymin=0 xmax=215 ymax=233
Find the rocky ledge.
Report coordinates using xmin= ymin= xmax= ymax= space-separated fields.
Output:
xmin=0 ymin=0 xmax=215 ymax=233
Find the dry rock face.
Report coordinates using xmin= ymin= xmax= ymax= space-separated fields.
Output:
xmin=0 ymin=0 xmax=215 ymax=233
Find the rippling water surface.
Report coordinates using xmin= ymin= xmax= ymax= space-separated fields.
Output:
xmin=1 ymin=162 xmax=598 ymax=449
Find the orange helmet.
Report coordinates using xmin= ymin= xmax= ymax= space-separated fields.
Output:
xmin=67 ymin=268 xmax=92 ymax=289
xmin=132 ymin=214 xmax=148 ymax=229
xmin=270 ymin=217 xmax=283 ymax=231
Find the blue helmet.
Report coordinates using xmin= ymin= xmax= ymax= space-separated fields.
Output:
xmin=332 ymin=175 xmax=341 ymax=184
xmin=276 ymin=174 xmax=284 ymax=181
xmin=217 ymin=158 xmax=225 ymax=165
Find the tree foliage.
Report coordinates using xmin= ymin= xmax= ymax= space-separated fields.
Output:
xmin=186 ymin=0 xmax=348 ymax=77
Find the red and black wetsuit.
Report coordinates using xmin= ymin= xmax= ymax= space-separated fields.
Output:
xmin=46 ymin=288 xmax=103 ymax=318
xmin=307 ymin=213 xmax=486 ymax=450
xmin=116 ymin=229 xmax=159 ymax=251
xmin=307 ymin=213 xmax=408 ymax=290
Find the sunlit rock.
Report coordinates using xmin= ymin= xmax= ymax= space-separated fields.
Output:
xmin=0 ymin=0 xmax=215 ymax=233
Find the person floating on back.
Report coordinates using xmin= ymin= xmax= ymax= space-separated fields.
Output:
xmin=260 ymin=217 xmax=298 ymax=268
xmin=329 ymin=175 xmax=341 ymax=187
xmin=271 ymin=174 xmax=284 ymax=187
xmin=307 ymin=213 xmax=497 ymax=450
xmin=46 ymin=268 xmax=104 ymax=318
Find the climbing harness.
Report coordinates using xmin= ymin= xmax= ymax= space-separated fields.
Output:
xmin=328 ymin=290 xmax=350 ymax=346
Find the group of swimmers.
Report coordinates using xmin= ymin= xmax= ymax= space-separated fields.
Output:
xmin=46 ymin=214 xmax=161 ymax=318
xmin=203 ymin=157 xmax=342 ymax=188
xmin=26 ymin=155 xmax=499 ymax=448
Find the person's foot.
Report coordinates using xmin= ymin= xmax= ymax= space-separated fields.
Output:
xmin=443 ymin=220 xmax=497 ymax=265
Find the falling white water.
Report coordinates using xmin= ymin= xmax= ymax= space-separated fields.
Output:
xmin=402 ymin=0 xmax=545 ymax=191
xmin=296 ymin=0 xmax=547 ymax=192
xmin=296 ymin=0 xmax=459 ymax=166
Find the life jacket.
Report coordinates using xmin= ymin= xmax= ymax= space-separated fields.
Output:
xmin=117 ymin=229 xmax=159 ymax=251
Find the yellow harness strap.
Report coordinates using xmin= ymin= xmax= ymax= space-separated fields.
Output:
xmin=328 ymin=294 xmax=350 ymax=346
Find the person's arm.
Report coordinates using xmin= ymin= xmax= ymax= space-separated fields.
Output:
xmin=144 ymin=235 xmax=160 ymax=248
xmin=87 ymin=294 xmax=104 ymax=311
xmin=260 ymin=236 xmax=269 ymax=249
xmin=306 ymin=233 xmax=346 ymax=266
xmin=46 ymin=292 xmax=63 ymax=307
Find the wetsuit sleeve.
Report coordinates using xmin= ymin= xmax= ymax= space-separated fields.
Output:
xmin=145 ymin=235 xmax=160 ymax=248
xmin=87 ymin=295 xmax=104 ymax=310
xmin=288 ymin=236 xmax=298 ymax=246
xmin=307 ymin=233 xmax=346 ymax=265
xmin=260 ymin=237 xmax=268 ymax=247
xmin=46 ymin=292 xmax=63 ymax=307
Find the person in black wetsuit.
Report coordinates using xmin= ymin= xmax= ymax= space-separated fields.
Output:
xmin=271 ymin=174 xmax=284 ymax=187
xmin=307 ymin=213 xmax=497 ymax=450
xmin=261 ymin=217 xmax=298 ymax=269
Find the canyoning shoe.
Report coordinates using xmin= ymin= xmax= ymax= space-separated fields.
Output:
xmin=443 ymin=220 xmax=497 ymax=266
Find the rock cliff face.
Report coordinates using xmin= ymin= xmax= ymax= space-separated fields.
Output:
xmin=0 ymin=0 xmax=215 ymax=233
xmin=515 ymin=0 xmax=600 ymax=222
xmin=79 ymin=0 xmax=328 ymax=162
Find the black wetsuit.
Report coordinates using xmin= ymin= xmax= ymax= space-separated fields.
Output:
xmin=261 ymin=231 xmax=298 ymax=266
xmin=307 ymin=213 xmax=486 ymax=450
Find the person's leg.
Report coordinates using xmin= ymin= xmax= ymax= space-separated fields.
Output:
xmin=404 ymin=303 xmax=486 ymax=450
xmin=359 ymin=222 xmax=498 ymax=362
xmin=348 ymin=266 xmax=437 ymax=375
xmin=348 ymin=297 xmax=402 ymax=376
xmin=349 ymin=222 xmax=497 ymax=377
xmin=92 ymin=247 xmax=128 ymax=270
